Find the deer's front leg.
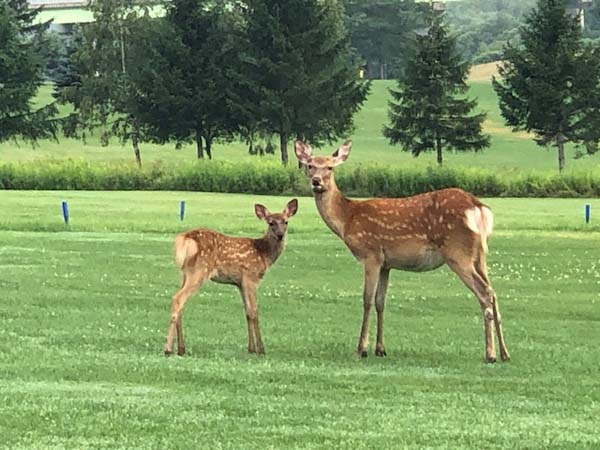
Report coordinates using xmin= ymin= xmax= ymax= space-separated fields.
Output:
xmin=357 ymin=259 xmax=382 ymax=358
xmin=375 ymin=267 xmax=390 ymax=357
xmin=240 ymin=284 xmax=256 ymax=354
xmin=241 ymin=278 xmax=264 ymax=355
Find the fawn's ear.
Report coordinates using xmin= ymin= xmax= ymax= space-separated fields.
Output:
xmin=332 ymin=140 xmax=352 ymax=166
xmin=295 ymin=140 xmax=313 ymax=165
xmin=284 ymin=198 xmax=298 ymax=217
xmin=255 ymin=204 xmax=270 ymax=221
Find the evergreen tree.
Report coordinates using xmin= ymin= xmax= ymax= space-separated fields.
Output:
xmin=129 ymin=0 xmax=245 ymax=159
xmin=0 ymin=0 xmax=58 ymax=144
xmin=245 ymin=0 xmax=369 ymax=165
xmin=384 ymin=12 xmax=489 ymax=165
xmin=493 ymin=0 xmax=600 ymax=172
xmin=343 ymin=0 xmax=422 ymax=79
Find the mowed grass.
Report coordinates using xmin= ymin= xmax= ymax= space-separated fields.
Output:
xmin=1 ymin=191 xmax=599 ymax=449
xmin=2 ymin=72 xmax=600 ymax=172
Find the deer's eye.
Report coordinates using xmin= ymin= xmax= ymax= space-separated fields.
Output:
xmin=308 ymin=165 xmax=314 ymax=170
xmin=327 ymin=167 xmax=333 ymax=171
xmin=284 ymin=221 xmax=288 ymax=225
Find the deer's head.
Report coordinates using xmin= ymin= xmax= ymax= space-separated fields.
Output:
xmin=255 ymin=199 xmax=299 ymax=241
xmin=294 ymin=140 xmax=352 ymax=194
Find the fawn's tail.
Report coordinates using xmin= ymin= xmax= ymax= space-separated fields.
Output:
xmin=174 ymin=235 xmax=198 ymax=269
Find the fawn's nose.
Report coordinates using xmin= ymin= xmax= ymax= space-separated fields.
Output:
xmin=311 ymin=177 xmax=321 ymax=186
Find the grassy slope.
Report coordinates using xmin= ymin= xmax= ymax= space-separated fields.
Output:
xmin=0 ymin=191 xmax=599 ymax=449
xmin=2 ymin=73 xmax=600 ymax=172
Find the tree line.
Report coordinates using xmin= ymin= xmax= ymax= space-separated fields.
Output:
xmin=1 ymin=0 xmax=600 ymax=172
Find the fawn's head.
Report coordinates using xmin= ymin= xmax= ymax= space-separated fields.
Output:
xmin=294 ymin=140 xmax=352 ymax=194
xmin=255 ymin=199 xmax=299 ymax=241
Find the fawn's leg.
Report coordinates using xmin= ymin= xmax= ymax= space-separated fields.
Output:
xmin=165 ymin=270 xmax=206 ymax=356
xmin=176 ymin=275 xmax=187 ymax=355
xmin=239 ymin=284 xmax=256 ymax=354
xmin=247 ymin=283 xmax=264 ymax=355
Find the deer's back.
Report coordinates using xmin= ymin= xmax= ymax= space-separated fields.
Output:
xmin=179 ymin=229 xmax=268 ymax=284
xmin=343 ymin=188 xmax=490 ymax=267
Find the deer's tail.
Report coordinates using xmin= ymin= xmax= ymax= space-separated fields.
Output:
xmin=464 ymin=206 xmax=494 ymax=252
xmin=174 ymin=235 xmax=198 ymax=269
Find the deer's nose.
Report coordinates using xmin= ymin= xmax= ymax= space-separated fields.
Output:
xmin=312 ymin=177 xmax=321 ymax=186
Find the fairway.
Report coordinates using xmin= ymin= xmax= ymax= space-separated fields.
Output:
xmin=3 ymin=78 xmax=600 ymax=173
xmin=1 ymin=191 xmax=599 ymax=449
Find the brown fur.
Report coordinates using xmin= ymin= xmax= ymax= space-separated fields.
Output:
xmin=164 ymin=199 xmax=298 ymax=356
xmin=296 ymin=140 xmax=509 ymax=362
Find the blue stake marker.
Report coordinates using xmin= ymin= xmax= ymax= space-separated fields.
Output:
xmin=180 ymin=200 xmax=186 ymax=221
xmin=585 ymin=204 xmax=591 ymax=224
xmin=62 ymin=200 xmax=69 ymax=225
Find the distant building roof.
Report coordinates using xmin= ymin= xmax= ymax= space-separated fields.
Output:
xmin=28 ymin=1 xmax=164 ymax=25
xmin=29 ymin=0 xmax=88 ymax=7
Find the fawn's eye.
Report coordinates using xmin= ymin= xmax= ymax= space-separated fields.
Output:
xmin=284 ymin=221 xmax=288 ymax=225
xmin=327 ymin=167 xmax=333 ymax=171
xmin=308 ymin=165 xmax=314 ymax=170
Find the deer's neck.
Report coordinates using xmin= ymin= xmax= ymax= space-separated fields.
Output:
xmin=254 ymin=234 xmax=285 ymax=266
xmin=314 ymin=180 xmax=353 ymax=239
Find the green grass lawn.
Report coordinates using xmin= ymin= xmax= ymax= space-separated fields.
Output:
xmin=3 ymin=79 xmax=600 ymax=173
xmin=1 ymin=191 xmax=599 ymax=449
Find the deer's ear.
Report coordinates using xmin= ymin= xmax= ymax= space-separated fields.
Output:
xmin=255 ymin=204 xmax=270 ymax=221
xmin=284 ymin=198 xmax=298 ymax=217
xmin=295 ymin=140 xmax=313 ymax=165
xmin=332 ymin=140 xmax=352 ymax=166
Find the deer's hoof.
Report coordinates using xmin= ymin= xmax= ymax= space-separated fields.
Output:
xmin=164 ymin=350 xmax=173 ymax=357
xmin=485 ymin=355 xmax=497 ymax=364
xmin=500 ymin=352 xmax=511 ymax=362
xmin=177 ymin=348 xmax=186 ymax=357
xmin=359 ymin=350 xmax=368 ymax=358
xmin=375 ymin=349 xmax=387 ymax=357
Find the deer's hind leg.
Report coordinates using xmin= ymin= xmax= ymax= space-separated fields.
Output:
xmin=443 ymin=238 xmax=497 ymax=363
xmin=475 ymin=255 xmax=510 ymax=361
xmin=165 ymin=269 xmax=207 ymax=357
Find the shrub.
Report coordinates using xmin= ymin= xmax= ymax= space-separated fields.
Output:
xmin=1 ymin=160 xmax=599 ymax=197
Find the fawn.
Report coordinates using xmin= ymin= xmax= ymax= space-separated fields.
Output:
xmin=295 ymin=140 xmax=509 ymax=363
xmin=164 ymin=199 xmax=298 ymax=356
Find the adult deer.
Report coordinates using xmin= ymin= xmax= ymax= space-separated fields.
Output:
xmin=295 ymin=140 xmax=509 ymax=363
xmin=164 ymin=199 xmax=298 ymax=356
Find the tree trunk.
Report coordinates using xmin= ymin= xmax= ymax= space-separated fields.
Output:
xmin=131 ymin=119 xmax=141 ymax=168
xmin=205 ymin=137 xmax=213 ymax=160
xmin=380 ymin=61 xmax=385 ymax=80
xmin=436 ymin=134 xmax=443 ymax=166
xmin=557 ymin=139 xmax=565 ymax=173
xmin=195 ymin=129 xmax=204 ymax=159
xmin=280 ymin=131 xmax=289 ymax=165
xmin=132 ymin=134 xmax=142 ymax=168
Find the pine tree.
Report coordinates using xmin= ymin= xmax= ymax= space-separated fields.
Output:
xmin=384 ymin=11 xmax=489 ymax=165
xmin=0 ymin=0 xmax=59 ymax=144
xmin=493 ymin=0 xmax=600 ymax=172
xmin=244 ymin=0 xmax=369 ymax=165
xmin=129 ymin=0 xmax=245 ymax=159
